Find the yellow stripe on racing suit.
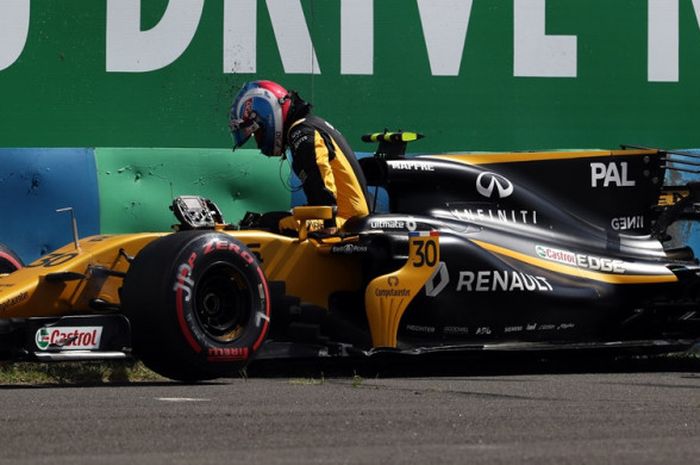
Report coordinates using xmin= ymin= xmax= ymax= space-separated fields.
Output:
xmin=287 ymin=116 xmax=370 ymax=227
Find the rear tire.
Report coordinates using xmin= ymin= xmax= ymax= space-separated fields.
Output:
xmin=122 ymin=231 xmax=270 ymax=381
xmin=0 ymin=244 xmax=23 ymax=274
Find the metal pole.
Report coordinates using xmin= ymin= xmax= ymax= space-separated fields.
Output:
xmin=56 ymin=207 xmax=81 ymax=252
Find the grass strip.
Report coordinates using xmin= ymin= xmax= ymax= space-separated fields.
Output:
xmin=0 ymin=360 xmax=166 ymax=385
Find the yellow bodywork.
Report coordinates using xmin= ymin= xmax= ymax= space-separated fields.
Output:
xmin=0 ymin=234 xmax=165 ymax=318
xmin=364 ymin=233 xmax=440 ymax=348
xmin=0 ymin=206 xmax=433 ymax=349
xmin=226 ymin=230 xmax=363 ymax=308
xmin=0 ymin=229 xmax=363 ymax=322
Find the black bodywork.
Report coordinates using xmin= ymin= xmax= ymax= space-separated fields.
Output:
xmin=284 ymin=145 xmax=700 ymax=356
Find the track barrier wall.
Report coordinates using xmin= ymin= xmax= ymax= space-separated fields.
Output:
xmin=0 ymin=148 xmax=100 ymax=262
xmin=0 ymin=148 xmax=290 ymax=262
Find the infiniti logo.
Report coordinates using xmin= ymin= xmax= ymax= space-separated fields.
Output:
xmin=476 ymin=172 xmax=514 ymax=199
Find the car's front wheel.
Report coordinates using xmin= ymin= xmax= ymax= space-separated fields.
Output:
xmin=122 ymin=231 xmax=270 ymax=381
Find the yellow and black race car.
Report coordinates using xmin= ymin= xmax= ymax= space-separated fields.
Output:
xmin=1 ymin=138 xmax=699 ymax=381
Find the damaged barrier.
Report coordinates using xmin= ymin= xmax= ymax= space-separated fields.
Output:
xmin=94 ymin=148 xmax=289 ymax=234
xmin=0 ymin=148 xmax=290 ymax=262
xmin=0 ymin=148 xmax=100 ymax=262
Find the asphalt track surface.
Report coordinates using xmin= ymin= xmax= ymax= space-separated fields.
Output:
xmin=0 ymin=358 xmax=698 ymax=465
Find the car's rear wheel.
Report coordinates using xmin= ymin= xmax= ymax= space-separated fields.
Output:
xmin=121 ymin=231 xmax=270 ymax=381
xmin=0 ymin=243 xmax=23 ymax=274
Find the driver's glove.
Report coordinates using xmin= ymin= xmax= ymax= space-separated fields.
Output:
xmin=278 ymin=215 xmax=300 ymax=234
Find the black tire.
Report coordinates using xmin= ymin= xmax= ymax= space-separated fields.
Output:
xmin=0 ymin=243 xmax=23 ymax=274
xmin=122 ymin=231 xmax=271 ymax=381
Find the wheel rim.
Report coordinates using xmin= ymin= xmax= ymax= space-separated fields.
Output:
xmin=193 ymin=262 xmax=253 ymax=343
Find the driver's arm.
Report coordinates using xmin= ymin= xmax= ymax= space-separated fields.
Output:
xmin=288 ymin=124 xmax=338 ymax=228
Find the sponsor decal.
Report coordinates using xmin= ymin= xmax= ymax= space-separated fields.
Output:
xmin=27 ymin=252 xmax=78 ymax=268
xmin=0 ymin=291 xmax=28 ymax=312
xmin=535 ymin=246 xmax=576 ymax=265
xmin=475 ymin=327 xmax=492 ymax=335
xmin=173 ymin=252 xmax=197 ymax=302
xmin=406 ymin=325 xmax=436 ymax=334
xmin=590 ymin=162 xmax=635 ymax=188
xmin=425 ymin=261 xmax=450 ymax=297
xmin=476 ymin=172 xmax=514 ymax=199
xmin=522 ymin=322 xmax=573 ymax=332
xmin=456 ymin=271 xmax=553 ymax=292
xmin=368 ymin=218 xmax=417 ymax=231
xmin=443 ymin=326 xmax=469 ymax=335
xmin=391 ymin=161 xmax=435 ymax=172
xmin=35 ymin=326 xmax=103 ymax=351
xmin=535 ymin=245 xmax=626 ymax=274
xmin=511 ymin=323 xmax=571 ymax=333
xmin=375 ymin=276 xmax=411 ymax=298
xmin=330 ymin=244 xmax=369 ymax=255
xmin=204 ymin=239 xmax=255 ymax=264
xmin=291 ymin=134 xmax=310 ymax=151
xmin=451 ymin=208 xmax=538 ymax=225
xmin=208 ymin=347 xmax=249 ymax=362
xmin=611 ymin=215 xmax=644 ymax=231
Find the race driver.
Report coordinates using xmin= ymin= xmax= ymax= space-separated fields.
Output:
xmin=229 ymin=80 xmax=370 ymax=233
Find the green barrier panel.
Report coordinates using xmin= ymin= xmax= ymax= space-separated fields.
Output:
xmin=94 ymin=148 xmax=291 ymax=233
xmin=2 ymin=1 xmax=700 ymax=151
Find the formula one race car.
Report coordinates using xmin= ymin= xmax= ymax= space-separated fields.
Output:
xmin=1 ymin=135 xmax=700 ymax=380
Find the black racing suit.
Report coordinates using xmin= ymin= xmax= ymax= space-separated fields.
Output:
xmin=286 ymin=115 xmax=370 ymax=227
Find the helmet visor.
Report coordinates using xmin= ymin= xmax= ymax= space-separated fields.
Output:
xmin=230 ymin=116 xmax=260 ymax=150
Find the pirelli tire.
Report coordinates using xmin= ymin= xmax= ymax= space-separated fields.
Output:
xmin=0 ymin=243 xmax=23 ymax=274
xmin=122 ymin=231 xmax=271 ymax=381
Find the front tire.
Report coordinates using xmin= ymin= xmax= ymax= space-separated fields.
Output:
xmin=122 ymin=231 xmax=270 ymax=381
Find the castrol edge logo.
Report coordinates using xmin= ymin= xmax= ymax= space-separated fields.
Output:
xmin=35 ymin=326 xmax=103 ymax=351
xmin=535 ymin=245 xmax=626 ymax=274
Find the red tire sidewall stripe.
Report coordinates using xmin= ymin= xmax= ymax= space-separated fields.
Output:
xmin=176 ymin=282 xmax=202 ymax=354
xmin=0 ymin=251 xmax=22 ymax=271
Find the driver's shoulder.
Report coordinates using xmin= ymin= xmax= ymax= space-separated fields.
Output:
xmin=288 ymin=119 xmax=316 ymax=152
